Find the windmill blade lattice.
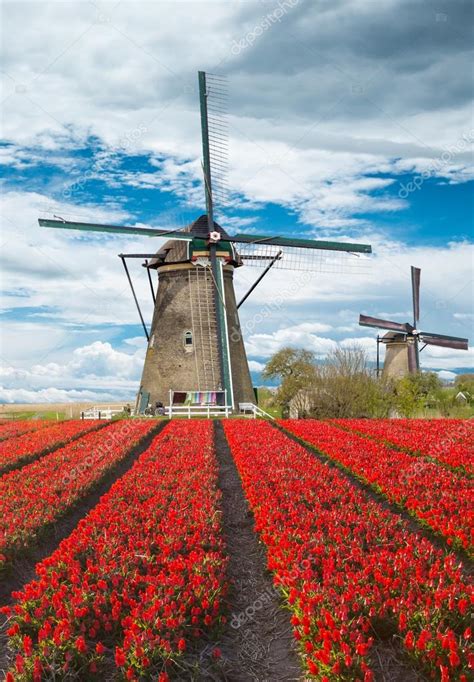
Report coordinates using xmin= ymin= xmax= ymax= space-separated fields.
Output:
xmin=237 ymin=241 xmax=371 ymax=273
xmin=199 ymin=72 xmax=229 ymax=214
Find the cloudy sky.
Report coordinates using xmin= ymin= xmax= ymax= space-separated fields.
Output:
xmin=1 ymin=0 xmax=473 ymax=403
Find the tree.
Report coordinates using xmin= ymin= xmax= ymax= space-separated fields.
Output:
xmin=263 ymin=344 xmax=394 ymax=419
xmin=255 ymin=386 xmax=280 ymax=417
xmin=393 ymin=372 xmax=442 ymax=417
xmin=262 ymin=348 xmax=317 ymax=416
xmin=309 ymin=346 xmax=393 ymax=418
xmin=455 ymin=373 xmax=474 ymax=398
xmin=262 ymin=348 xmax=316 ymax=380
xmin=434 ymin=387 xmax=455 ymax=417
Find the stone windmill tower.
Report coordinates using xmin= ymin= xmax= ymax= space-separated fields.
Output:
xmin=359 ymin=266 xmax=468 ymax=378
xmin=137 ymin=213 xmax=254 ymax=410
xmin=40 ymin=72 xmax=373 ymax=412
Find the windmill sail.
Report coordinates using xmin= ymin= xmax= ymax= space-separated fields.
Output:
xmin=198 ymin=71 xmax=228 ymax=225
xmin=38 ymin=218 xmax=193 ymax=240
xmin=411 ymin=266 xmax=421 ymax=325
xmin=237 ymin=243 xmax=369 ymax=273
xmin=205 ymin=73 xmax=229 ymax=212
xmin=233 ymin=232 xmax=371 ymax=274
xmin=359 ymin=315 xmax=413 ymax=333
xmin=407 ymin=339 xmax=418 ymax=373
xmin=419 ymin=333 xmax=469 ymax=350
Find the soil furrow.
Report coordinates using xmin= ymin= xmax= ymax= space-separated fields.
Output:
xmin=213 ymin=420 xmax=302 ymax=682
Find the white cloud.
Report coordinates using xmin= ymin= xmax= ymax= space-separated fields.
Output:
xmin=0 ymin=340 xmax=144 ymax=402
xmin=123 ymin=336 xmax=147 ymax=349
xmin=245 ymin=327 xmax=338 ymax=359
xmin=248 ymin=360 xmax=265 ymax=372
xmin=377 ymin=311 xmax=412 ymax=320
xmin=418 ymin=343 xmax=474 ymax=371
xmin=0 ymin=190 xmax=159 ymax=344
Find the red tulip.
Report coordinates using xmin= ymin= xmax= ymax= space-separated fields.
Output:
xmin=3 ymin=421 xmax=228 ymax=680
xmin=224 ymin=419 xmax=473 ymax=680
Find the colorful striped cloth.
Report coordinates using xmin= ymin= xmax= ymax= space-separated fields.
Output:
xmin=183 ymin=391 xmax=217 ymax=405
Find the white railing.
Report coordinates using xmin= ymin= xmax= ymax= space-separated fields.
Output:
xmin=81 ymin=405 xmax=124 ymax=420
xmin=238 ymin=402 xmax=275 ymax=419
xmin=166 ymin=404 xmax=231 ymax=419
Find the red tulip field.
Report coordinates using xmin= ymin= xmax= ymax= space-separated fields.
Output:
xmin=281 ymin=420 xmax=473 ymax=553
xmin=0 ymin=420 xmax=107 ymax=475
xmin=0 ymin=421 xmax=53 ymax=444
xmin=330 ymin=419 xmax=474 ymax=474
xmin=0 ymin=418 xmax=472 ymax=681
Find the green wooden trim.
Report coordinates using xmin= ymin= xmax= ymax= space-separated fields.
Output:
xmin=198 ymin=71 xmax=213 ymax=229
xmin=231 ymin=233 xmax=372 ymax=253
xmin=38 ymin=219 xmax=192 ymax=240
xmin=190 ymin=237 xmax=233 ymax=255
xmin=215 ymin=258 xmax=233 ymax=407
xmin=39 ymin=221 xmax=371 ymax=254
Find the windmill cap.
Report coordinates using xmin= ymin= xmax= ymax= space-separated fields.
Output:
xmin=185 ymin=214 xmax=230 ymax=239
xmin=381 ymin=332 xmax=407 ymax=342
xmin=148 ymin=214 xmax=234 ymax=267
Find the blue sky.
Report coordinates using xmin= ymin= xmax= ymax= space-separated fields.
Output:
xmin=3 ymin=141 xmax=473 ymax=246
xmin=1 ymin=0 xmax=473 ymax=402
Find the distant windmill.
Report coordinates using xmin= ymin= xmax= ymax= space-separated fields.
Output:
xmin=39 ymin=71 xmax=372 ymax=413
xmin=359 ymin=266 xmax=469 ymax=377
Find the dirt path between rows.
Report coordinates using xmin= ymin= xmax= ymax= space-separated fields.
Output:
xmin=213 ymin=421 xmax=302 ymax=682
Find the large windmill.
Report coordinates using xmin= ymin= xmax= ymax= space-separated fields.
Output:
xmin=39 ymin=71 xmax=372 ymax=413
xmin=359 ymin=266 xmax=469 ymax=378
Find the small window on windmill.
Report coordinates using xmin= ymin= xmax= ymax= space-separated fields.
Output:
xmin=184 ymin=331 xmax=193 ymax=352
